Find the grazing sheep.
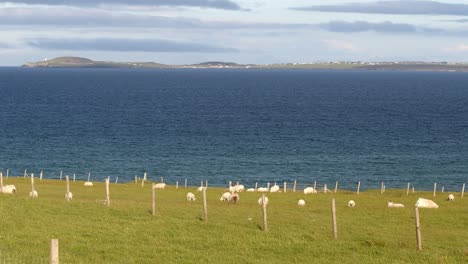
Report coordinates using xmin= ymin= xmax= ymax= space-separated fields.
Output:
xmin=29 ymin=190 xmax=38 ymax=198
xmin=83 ymin=182 xmax=93 ymax=187
xmin=448 ymin=194 xmax=455 ymax=201
xmin=230 ymin=192 xmax=239 ymax=203
xmin=258 ymin=196 xmax=269 ymax=206
xmin=348 ymin=200 xmax=356 ymax=207
xmin=233 ymin=184 xmax=245 ymax=192
xmin=257 ymin=187 xmax=269 ymax=192
xmin=154 ymin=183 xmax=166 ymax=189
xmin=246 ymin=188 xmax=255 ymax=192
xmin=186 ymin=192 xmax=196 ymax=202
xmin=65 ymin=192 xmax=73 ymax=201
xmin=298 ymin=199 xmax=306 ymax=207
xmin=270 ymin=184 xmax=280 ymax=193
xmin=220 ymin=192 xmax=231 ymax=202
xmin=387 ymin=201 xmax=405 ymax=208
xmin=1 ymin=185 xmax=16 ymax=194
xmin=415 ymin=198 xmax=439 ymax=209
xmin=304 ymin=187 xmax=317 ymax=195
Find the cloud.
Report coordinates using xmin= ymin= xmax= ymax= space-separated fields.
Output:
xmin=3 ymin=0 xmax=242 ymax=10
xmin=25 ymin=38 xmax=238 ymax=53
xmin=453 ymin=44 xmax=468 ymax=52
xmin=291 ymin=0 xmax=468 ymax=16
xmin=317 ymin=20 xmax=442 ymax=34
xmin=321 ymin=39 xmax=357 ymax=51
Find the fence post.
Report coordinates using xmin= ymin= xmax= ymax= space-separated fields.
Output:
xmin=334 ymin=181 xmax=338 ymax=193
xmin=73 ymin=174 xmax=76 ymax=182
xmin=283 ymin=182 xmax=287 ymax=193
xmin=324 ymin=184 xmax=328 ymax=193
xmin=24 ymin=169 xmax=27 ymax=178
xmin=406 ymin=182 xmax=410 ymax=196
xmin=205 ymin=180 xmax=208 ymax=189
xmin=380 ymin=182 xmax=384 ymax=195
xmin=441 ymin=186 xmax=444 ymax=193
xmin=267 ymin=182 xmax=270 ymax=190
xmin=40 ymin=170 xmax=43 ymax=181
xmin=185 ymin=179 xmax=187 ymax=189
xmin=433 ymin=182 xmax=437 ymax=197
xmin=143 ymin=172 xmax=147 ymax=182
xmin=31 ymin=173 xmax=36 ymax=198
xmin=59 ymin=171 xmax=62 ymax=180
xmin=160 ymin=177 xmax=164 ymax=183
xmin=255 ymin=182 xmax=258 ymax=191
xmin=50 ymin=239 xmax=59 ymax=264
xmin=152 ymin=183 xmax=156 ymax=216
xmin=6 ymin=168 xmax=9 ymax=179
xmin=313 ymin=180 xmax=317 ymax=190
xmin=415 ymin=207 xmax=422 ymax=251
xmin=65 ymin=175 xmax=71 ymax=202
xmin=357 ymin=181 xmax=361 ymax=195
xmin=462 ymin=183 xmax=465 ymax=198
xmin=0 ymin=172 xmax=3 ymax=193
xmin=87 ymin=172 xmax=91 ymax=182
xmin=331 ymin=198 xmax=337 ymax=239
xmin=176 ymin=181 xmax=179 ymax=189
xmin=293 ymin=180 xmax=296 ymax=192
xmin=202 ymin=187 xmax=208 ymax=222
xmin=115 ymin=177 xmax=118 ymax=184
xmin=106 ymin=177 xmax=110 ymax=206
xmin=134 ymin=175 xmax=137 ymax=184
xmin=262 ymin=193 xmax=268 ymax=232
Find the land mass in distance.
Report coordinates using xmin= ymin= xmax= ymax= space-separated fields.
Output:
xmin=22 ymin=56 xmax=468 ymax=72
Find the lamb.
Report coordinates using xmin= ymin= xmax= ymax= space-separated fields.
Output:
xmin=246 ymin=188 xmax=255 ymax=192
xmin=83 ymin=182 xmax=93 ymax=187
xmin=257 ymin=187 xmax=269 ymax=192
xmin=298 ymin=199 xmax=306 ymax=207
xmin=220 ymin=192 xmax=231 ymax=202
xmin=448 ymin=194 xmax=455 ymax=201
xmin=304 ymin=187 xmax=317 ymax=194
xmin=269 ymin=184 xmax=280 ymax=193
xmin=348 ymin=200 xmax=356 ymax=207
xmin=1 ymin=185 xmax=16 ymax=194
xmin=29 ymin=190 xmax=38 ymax=198
xmin=258 ymin=196 xmax=269 ymax=206
xmin=186 ymin=192 xmax=196 ymax=202
xmin=387 ymin=201 xmax=405 ymax=208
xmin=153 ymin=183 xmax=166 ymax=189
xmin=65 ymin=192 xmax=73 ymax=201
xmin=415 ymin=198 xmax=439 ymax=209
xmin=230 ymin=192 xmax=239 ymax=203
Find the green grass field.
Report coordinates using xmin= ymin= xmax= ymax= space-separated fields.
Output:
xmin=0 ymin=178 xmax=466 ymax=263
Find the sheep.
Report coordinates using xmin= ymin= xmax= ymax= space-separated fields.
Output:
xmin=304 ymin=187 xmax=317 ymax=195
xmin=233 ymin=184 xmax=245 ymax=192
xmin=186 ymin=192 xmax=196 ymax=202
xmin=153 ymin=183 xmax=166 ymax=189
xmin=65 ymin=192 xmax=73 ymax=201
xmin=257 ymin=187 xmax=269 ymax=192
xmin=448 ymin=194 xmax=455 ymax=201
xmin=415 ymin=198 xmax=439 ymax=209
xmin=258 ymin=196 xmax=269 ymax=206
xmin=387 ymin=201 xmax=405 ymax=208
xmin=83 ymin=182 xmax=93 ymax=187
xmin=246 ymin=188 xmax=255 ymax=192
xmin=270 ymin=184 xmax=280 ymax=193
xmin=230 ymin=192 xmax=239 ymax=203
xmin=0 ymin=185 xmax=16 ymax=194
xmin=220 ymin=192 xmax=231 ymax=202
xmin=29 ymin=190 xmax=38 ymax=198
xmin=298 ymin=199 xmax=306 ymax=207
xmin=348 ymin=200 xmax=356 ymax=207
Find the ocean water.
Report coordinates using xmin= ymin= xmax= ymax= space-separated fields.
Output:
xmin=0 ymin=68 xmax=467 ymax=190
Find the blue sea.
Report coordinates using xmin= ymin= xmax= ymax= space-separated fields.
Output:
xmin=0 ymin=68 xmax=467 ymax=191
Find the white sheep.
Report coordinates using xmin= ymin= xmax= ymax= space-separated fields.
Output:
xmin=186 ymin=192 xmax=196 ymax=202
xmin=233 ymin=184 xmax=245 ymax=192
xmin=65 ymin=192 xmax=73 ymax=201
xmin=257 ymin=187 xmax=269 ymax=192
xmin=298 ymin=199 xmax=306 ymax=207
xmin=83 ymin=182 xmax=93 ymax=187
xmin=1 ymin=185 xmax=16 ymax=194
xmin=415 ymin=198 xmax=439 ymax=209
xmin=29 ymin=190 xmax=38 ymax=198
xmin=387 ymin=201 xmax=405 ymax=208
xmin=270 ymin=184 xmax=280 ymax=193
xmin=220 ymin=192 xmax=231 ymax=202
xmin=448 ymin=194 xmax=455 ymax=201
xmin=258 ymin=196 xmax=269 ymax=206
xmin=304 ymin=187 xmax=317 ymax=194
xmin=154 ymin=183 xmax=166 ymax=189
xmin=246 ymin=188 xmax=255 ymax=192
xmin=348 ymin=200 xmax=356 ymax=207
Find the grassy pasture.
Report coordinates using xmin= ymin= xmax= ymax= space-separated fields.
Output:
xmin=0 ymin=178 xmax=466 ymax=263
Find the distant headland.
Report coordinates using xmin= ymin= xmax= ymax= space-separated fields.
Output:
xmin=22 ymin=56 xmax=468 ymax=72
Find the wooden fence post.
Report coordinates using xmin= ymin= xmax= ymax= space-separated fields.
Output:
xmin=283 ymin=182 xmax=287 ymax=193
xmin=433 ymin=182 xmax=437 ymax=197
xmin=415 ymin=207 xmax=422 ymax=251
xmin=0 ymin=172 xmax=3 ymax=193
xmin=202 ymin=187 xmax=208 ymax=222
xmin=152 ymin=183 xmax=156 ymax=216
xmin=262 ymin=193 xmax=268 ymax=232
xmin=441 ymin=186 xmax=444 ymax=193
xmin=59 ymin=171 xmax=62 ymax=180
xmin=324 ymin=184 xmax=328 ymax=193
xmin=143 ymin=172 xmax=147 ymax=182
xmin=462 ymin=183 xmax=465 ymax=198
xmin=134 ymin=175 xmax=137 ymax=184
xmin=65 ymin=175 xmax=71 ymax=202
xmin=412 ymin=186 xmax=415 ymax=193
xmin=334 ymin=181 xmax=338 ymax=193
xmin=141 ymin=176 xmax=145 ymax=187
xmin=380 ymin=182 xmax=384 ymax=195
xmin=331 ymin=198 xmax=337 ymax=239
xmin=176 ymin=181 xmax=179 ymax=189
xmin=406 ymin=182 xmax=410 ymax=196
xmin=313 ymin=180 xmax=317 ymax=190
xmin=106 ymin=177 xmax=110 ymax=206
xmin=205 ymin=180 xmax=208 ymax=188
xmin=5 ymin=168 xmax=9 ymax=179
xmin=115 ymin=177 xmax=118 ymax=184
xmin=185 ymin=179 xmax=187 ymax=189
xmin=87 ymin=172 xmax=91 ymax=182
xmin=161 ymin=177 xmax=164 ymax=183
xmin=24 ymin=169 xmax=27 ymax=178
xmin=255 ymin=182 xmax=258 ymax=191
xmin=40 ymin=170 xmax=43 ymax=181
xmin=293 ymin=180 xmax=296 ymax=192
xmin=356 ymin=181 xmax=361 ymax=195
xmin=50 ymin=239 xmax=59 ymax=264
xmin=267 ymin=182 xmax=270 ymax=190
xmin=31 ymin=173 xmax=36 ymax=198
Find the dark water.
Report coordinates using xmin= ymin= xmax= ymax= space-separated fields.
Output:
xmin=0 ymin=68 xmax=467 ymax=190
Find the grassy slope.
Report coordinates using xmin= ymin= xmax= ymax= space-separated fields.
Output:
xmin=0 ymin=178 xmax=466 ymax=263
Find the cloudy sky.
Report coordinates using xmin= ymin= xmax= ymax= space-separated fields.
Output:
xmin=3 ymin=0 xmax=468 ymax=65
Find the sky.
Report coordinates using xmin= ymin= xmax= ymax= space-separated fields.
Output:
xmin=3 ymin=0 xmax=468 ymax=65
